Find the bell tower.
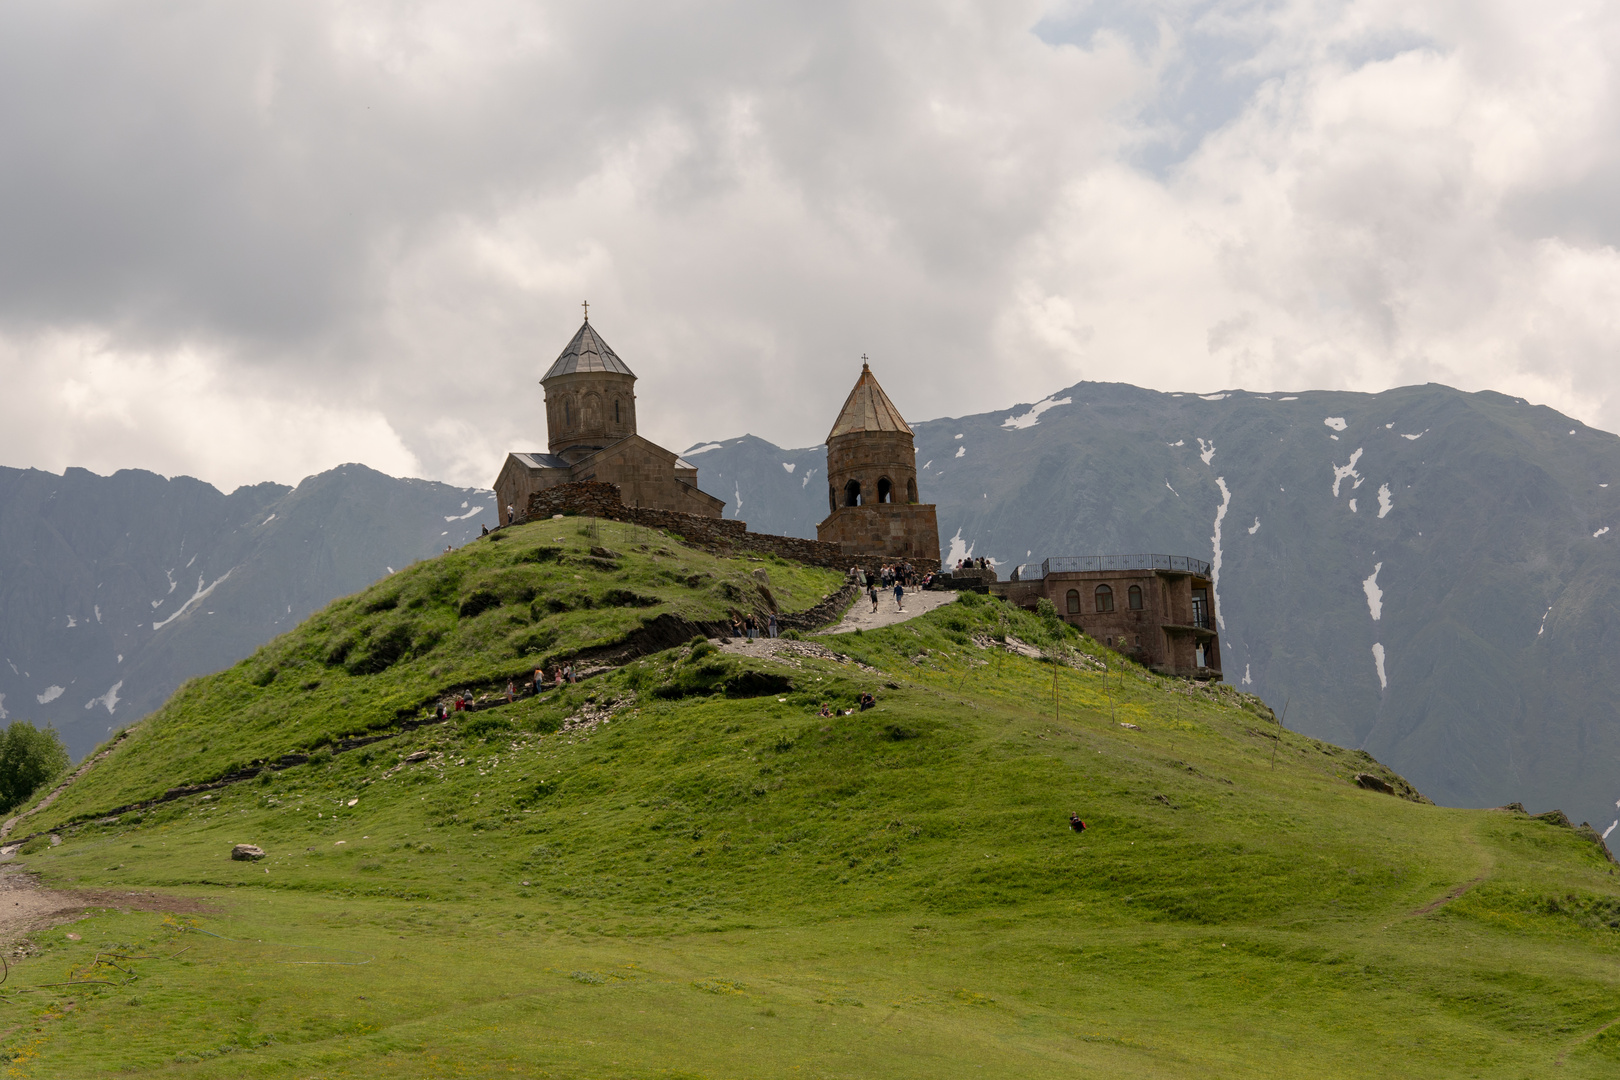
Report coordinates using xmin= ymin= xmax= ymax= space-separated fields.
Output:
xmin=816 ymin=360 xmax=940 ymax=566
xmin=541 ymin=313 xmax=638 ymax=465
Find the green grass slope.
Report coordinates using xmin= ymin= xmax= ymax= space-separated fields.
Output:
xmin=9 ymin=521 xmax=1620 ymax=1078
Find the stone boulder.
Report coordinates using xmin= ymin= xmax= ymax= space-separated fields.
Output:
xmin=231 ymin=844 xmax=267 ymax=861
xmin=1353 ymin=772 xmax=1396 ymax=795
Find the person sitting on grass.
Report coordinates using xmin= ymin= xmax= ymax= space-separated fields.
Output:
xmin=858 ymin=692 xmax=876 ymax=711
xmin=1069 ymin=812 xmax=1086 ymax=833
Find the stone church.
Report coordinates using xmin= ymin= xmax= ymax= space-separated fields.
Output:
xmin=815 ymin=362 xmax=941 ymax=564
xmin=492 ymin=318 xmax=725 ymax=523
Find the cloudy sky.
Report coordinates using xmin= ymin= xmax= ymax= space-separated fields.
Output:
xmin=3 ymin=0 xmax=1618 ymax=491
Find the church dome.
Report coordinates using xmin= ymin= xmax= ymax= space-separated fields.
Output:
xmin=543 ymin=321 xmax=635 ymax=380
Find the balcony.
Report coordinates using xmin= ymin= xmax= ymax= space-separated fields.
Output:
xmin=1041 ymin=554 xmax=1213 ymax=578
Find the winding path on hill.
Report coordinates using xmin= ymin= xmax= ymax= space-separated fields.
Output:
xmin=823 ymin=588 xmax=958 ymax=634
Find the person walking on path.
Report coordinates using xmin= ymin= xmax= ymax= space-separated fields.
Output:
xmin=767 ymin=612 xmax=779 ymax=638
xmin=869 ymin=580 xmax=880 ymax=612
xmin=506 ymin=680 xmax=515 ymax=703
xmin=893 ymin=579 xmax=905 ymax=611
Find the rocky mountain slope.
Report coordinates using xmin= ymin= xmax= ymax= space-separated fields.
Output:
xmin=687 ymin=382 xmax=1620 ymax=835
xmin=0 ymin=463 xmax=494 ymax=761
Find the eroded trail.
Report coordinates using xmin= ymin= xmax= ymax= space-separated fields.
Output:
xmin=826 ymin=588 xmax=958 ymax=634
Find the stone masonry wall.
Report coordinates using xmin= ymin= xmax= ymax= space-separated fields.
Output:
xmin=524 ymin=481 xmax=941 ymax=573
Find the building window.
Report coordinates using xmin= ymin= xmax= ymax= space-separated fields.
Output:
xmin=844 ymin=479 xmax=862 ymax=506
xmin=1066 ymin=589 xmax=1080 ymax=614
xmin=877 ymin=476 xmax=893 ymax=503
xmin=1128 ymin=584 xmax=1143 ymax=610
xmin=564 ymin=399 xmax=572 ymax=426
xmin=1095 ymin=584 xmax=1114 ymax=612
xmin=906 ymin=477 xmax=918 ymax=503
xmin=614 ymin=399 xmax=621 ymax=424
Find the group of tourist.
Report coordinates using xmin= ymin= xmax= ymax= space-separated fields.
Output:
xmin=816 ymin=692 xmax=876 ymax=718
xmin=955 ymin=556 xmax=991 ymax=572
xmin=730 ymin=612 xmax=779 ymax=640
xmin=534 ymin=662 xmax=577 ymax=690
xmin=433 ymin=690 xmax=481 ymax=719
xmin=865 ymin=568 xmax=907 ymax=612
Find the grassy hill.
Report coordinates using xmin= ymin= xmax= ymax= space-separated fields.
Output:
xmin=8 ymin=519 xmax=1620 ymax=1078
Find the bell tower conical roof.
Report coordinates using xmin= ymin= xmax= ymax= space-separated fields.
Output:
xmin=543 ymin=320 xmax=635 ymax=380
xmin=827 ymin=362 xmax=913 ymax=441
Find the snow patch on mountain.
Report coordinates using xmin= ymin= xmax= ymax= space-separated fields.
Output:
xmin=85 ymin=680 xmax=123 ymax=714
xmin=1363 ymin=563 xmax=1384 ymax=620
xmin=153 ymin=569 xmax=236 ymax=631
xmin=781 ymin=462 xmax=795 ymax=474
xmin=1248 ymin=517 xmax=1260 ymax=535
xmin=36 ymin=685 xmax=64 ymax=705
xmin=1198 ymin=438 xmax=1216 ymax=465
xmin=1324 ymin=417 xmax=1348 ymax=432
xmin=1372 ymin=643 xmax=1388 ymax=690
xmin=945 ymin=528 xmax=975 ymax=566
xmin=1377 ymin=484 xmax=1393 ymax=518
xmin=1211 ymin=477 xmax=1231 ymax=631
xmin=685 ymin=443 xmax=724 ymax=456
xmin=1332 ymin=448 xmax=1365 ymax=497
xmin=1002 ymin=395 xmax=1072 ymax=429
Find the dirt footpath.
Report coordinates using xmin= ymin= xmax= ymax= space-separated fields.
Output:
xmin=825 ymin=588 xmax=959 ymax=634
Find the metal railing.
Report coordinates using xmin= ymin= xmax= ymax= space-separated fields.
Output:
xmin=1039 ymin=554 xmax=1213 ymax=578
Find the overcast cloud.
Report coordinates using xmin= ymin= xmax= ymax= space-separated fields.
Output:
xmin=2 ymin=0 xmax=1618 ymax=491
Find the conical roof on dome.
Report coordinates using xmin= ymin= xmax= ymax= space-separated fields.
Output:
xmin=542 ymin=321 xmax=635 ymax=380
xmin=826 ymin=363 xmax=913 ymax=441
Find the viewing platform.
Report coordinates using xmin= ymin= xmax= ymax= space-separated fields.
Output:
xmin=1012 ymin=554 xmax=1212 ymax=581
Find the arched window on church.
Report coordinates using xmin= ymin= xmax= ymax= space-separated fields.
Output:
xmin=828 ymin=482 xmax=836 ymax=514
xmin=1128 ymin=584 xmax=1143 ymax=610
xmin=906 ymin=478 xmax=917 ymax=503
xmin=844 ymin=479 xmax=862 ymax=507
xmin=614 ymin=399 xmax=621 ymax=424
xmin=1066 ymin=589 xmax=1081 ymax=614
xmin=564 ymin=399 xmax=572 ymax=427
xmin=1095 ymin=584 xmax=1114 ymax=613
xmin=877 ymin=477 xmax=893 ymax=503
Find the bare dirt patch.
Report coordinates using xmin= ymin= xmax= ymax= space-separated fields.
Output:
xmin=0 ymin=867 xmax=212 ymax=943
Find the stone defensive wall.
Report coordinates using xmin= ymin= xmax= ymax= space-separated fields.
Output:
xmin=523 ymin=481 xmax=940 ymax=573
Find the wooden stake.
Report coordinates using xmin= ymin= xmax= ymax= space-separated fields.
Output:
xmin=1271 ymin=697 xmax=1291 ymax=770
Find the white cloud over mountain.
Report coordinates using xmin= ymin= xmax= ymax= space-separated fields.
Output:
xmin=1 ymin=0 xmax=1617 ymax=490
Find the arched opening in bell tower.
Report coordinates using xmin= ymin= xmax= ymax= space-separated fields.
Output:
xmin=844 ymin=479 xmax=862 ymax=506
xmin=877 ymin=477 xmax=893 ymax=503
